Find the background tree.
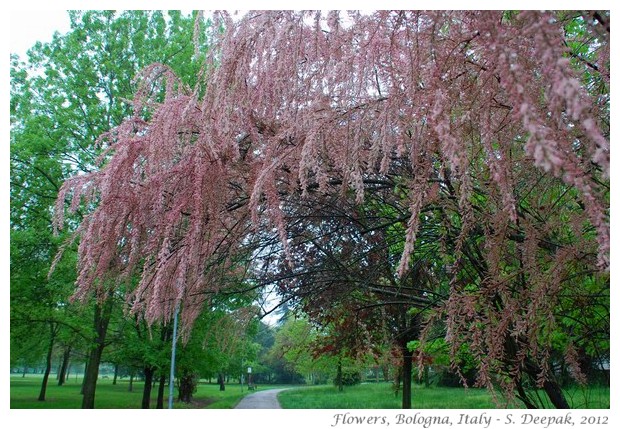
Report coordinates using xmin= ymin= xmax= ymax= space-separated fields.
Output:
xmin=9 ymin=223 xmax=86 ymax=400
xmin=268 ymin=317 xmax=333 ymax=385
xmin=108 ymin=316 xmax=171 ymax=408
xmin=248 ymin=322 xmax=280 ymax=384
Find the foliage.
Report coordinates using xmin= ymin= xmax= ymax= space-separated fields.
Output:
xmin=53 ymin=10 xmax=609 ymax=323
xmin=407 ymin=339 xmax=478 ymax=387
xmin=10 ymin=10 xmax=213 ymax=406
xmin=268 ymin=317 xmax=333 ymax=384
xmin=334 ymin=369 xmax=362 ymax=387
xmin=11 ymin=8 xmax=211 ymax=303
xmin=47 ymin=10 xmax=610 ymax=407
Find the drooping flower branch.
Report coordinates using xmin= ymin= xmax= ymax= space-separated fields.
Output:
xmin=54 ymin=11 xmax=609 ymax=339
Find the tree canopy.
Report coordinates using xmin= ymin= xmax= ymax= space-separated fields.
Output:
xmin=10 ymin=10 xmax=213 ymax=408
xmin=54 ymin=9 xmax=608 ymax=322
xmin=51 ymin=10 xmax=610 ymax=405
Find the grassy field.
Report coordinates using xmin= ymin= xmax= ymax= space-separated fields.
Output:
xmin=278 ymin=383 xmax=503 ymax=409
xmin=277 ymin=382 xmax=610 ymax=409
xmin=11 ymin=375 xmax=609 ymax=409
xmin=9 ymin=374 xmax=267 ymax=409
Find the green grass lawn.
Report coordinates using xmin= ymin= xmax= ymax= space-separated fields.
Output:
xmin=277 ymin=383 xmax=502 ymax=409
xmin=9 ymin=374 xmax=269 ymax=409
xmin=11 ymin=375 xmax=609 ymax=409
xmin=277 ymin=382 xmax=610 ymax=409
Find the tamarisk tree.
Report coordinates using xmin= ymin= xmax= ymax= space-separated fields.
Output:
xmin=54 ymin=11 xmax=609 ymax=405
xmin=12 ymin=10 xmax=211 ymax=408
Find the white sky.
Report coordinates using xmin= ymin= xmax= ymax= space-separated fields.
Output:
xmin=7 ymin=1 xmax=616 ymax=58
xmin=9 ymin=10 xmax=71 ymax=58
xmin=7 ymin=1 xmax=617 ymax=54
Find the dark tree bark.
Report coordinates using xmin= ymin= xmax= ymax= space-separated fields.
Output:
xmin=217 ymin=373 xmax=226 ymax=391
xmin=398 ymin=310 xmax=422 ymax=409
xmin=155 ymin=323 xmax=171 ymax=408
xmin=141 ymin=366 xmax=155 ymax=409
xmin=81 ymin=347 xmax=104 ymax=407
xmin=112 ymin=363 xmax=119 ymax=385
xmin=128 ymin=373 xmax=134 ymax=392
xmin=156 ymin=373 xmax=166 ymax=409
xmin=542 ymin=380 xmax=570 ymax=409
xmin=178 ymin=373 xmax=198 ymax=402
xmin=57 ymin=345 xmax=71 ymax=386
xmin=336 ymin=357 xmax=344 ymax=392
xmin=400 ymin=340 xmax=413 ymax=409
xmin=38 ymin=322 xmax=58 ymax=401
xmin=505 ymin=327 xmax=571 ymax=409
xmin=81 ymin=298 xmax=114 ymax=409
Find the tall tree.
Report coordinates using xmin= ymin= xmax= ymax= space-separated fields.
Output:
xmin=11 ymin=10 xmax=211 ymax=408
xmin=9 ymin=223 xmax=84 ymax=401
xmin=268 ymin=317 xmax=330 ymax=384
xmin=53 ymin=11 xmax=609 ymax=406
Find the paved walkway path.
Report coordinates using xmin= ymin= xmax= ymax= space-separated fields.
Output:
xmin=234 ymin=388 xmax=290 ymax=409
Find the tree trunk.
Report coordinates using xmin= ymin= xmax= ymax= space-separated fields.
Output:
xmin=81 ymin=298 xmax=114 ymax=409
xmin=155 ymin=323 xmax=171 ymax=408
xmin=38 ymin=323 xmax=57 ymax=401
xmin=515 ymin=377 xmax=537 ymax=409
xmin=505 ymin=331 xmax=571 ymax=409
xmin=141 ymin=366 xmax=155 ymax=409
xmin=401 ymin=342 xmax=413 ymax=409
xmin=217 ymin=373 xmax=225 ymax=391
xmin=178 ymin=373 xmax=197 ymax=403
xmin=156 ymin=373 xmax=166 ymax=409
xmin=81 ymin=345 xmax=104 ymax=408
xmin=128 ymin=373 xmax=134 ymax=392
xmin=336 ymin=358 xmax=344 ymax=392
xmin=543 ymin=379 xmax=570 ymax=409
xmin=58 ymin=345 xmax=71 ymax=386
xmin=112 ymin=364 xmax=119 ymax=385
xmin=80 ymin=361 xmax=88 ymax=394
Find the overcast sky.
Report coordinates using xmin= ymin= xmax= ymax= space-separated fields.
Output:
xmin=8 ymin=1 xmax=609 ymax=58
xmin=9 ymin=10 xmax=71 ymax=58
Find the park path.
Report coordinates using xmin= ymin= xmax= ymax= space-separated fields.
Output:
xmin=234 ymin=388 xmax=290 ymax=409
